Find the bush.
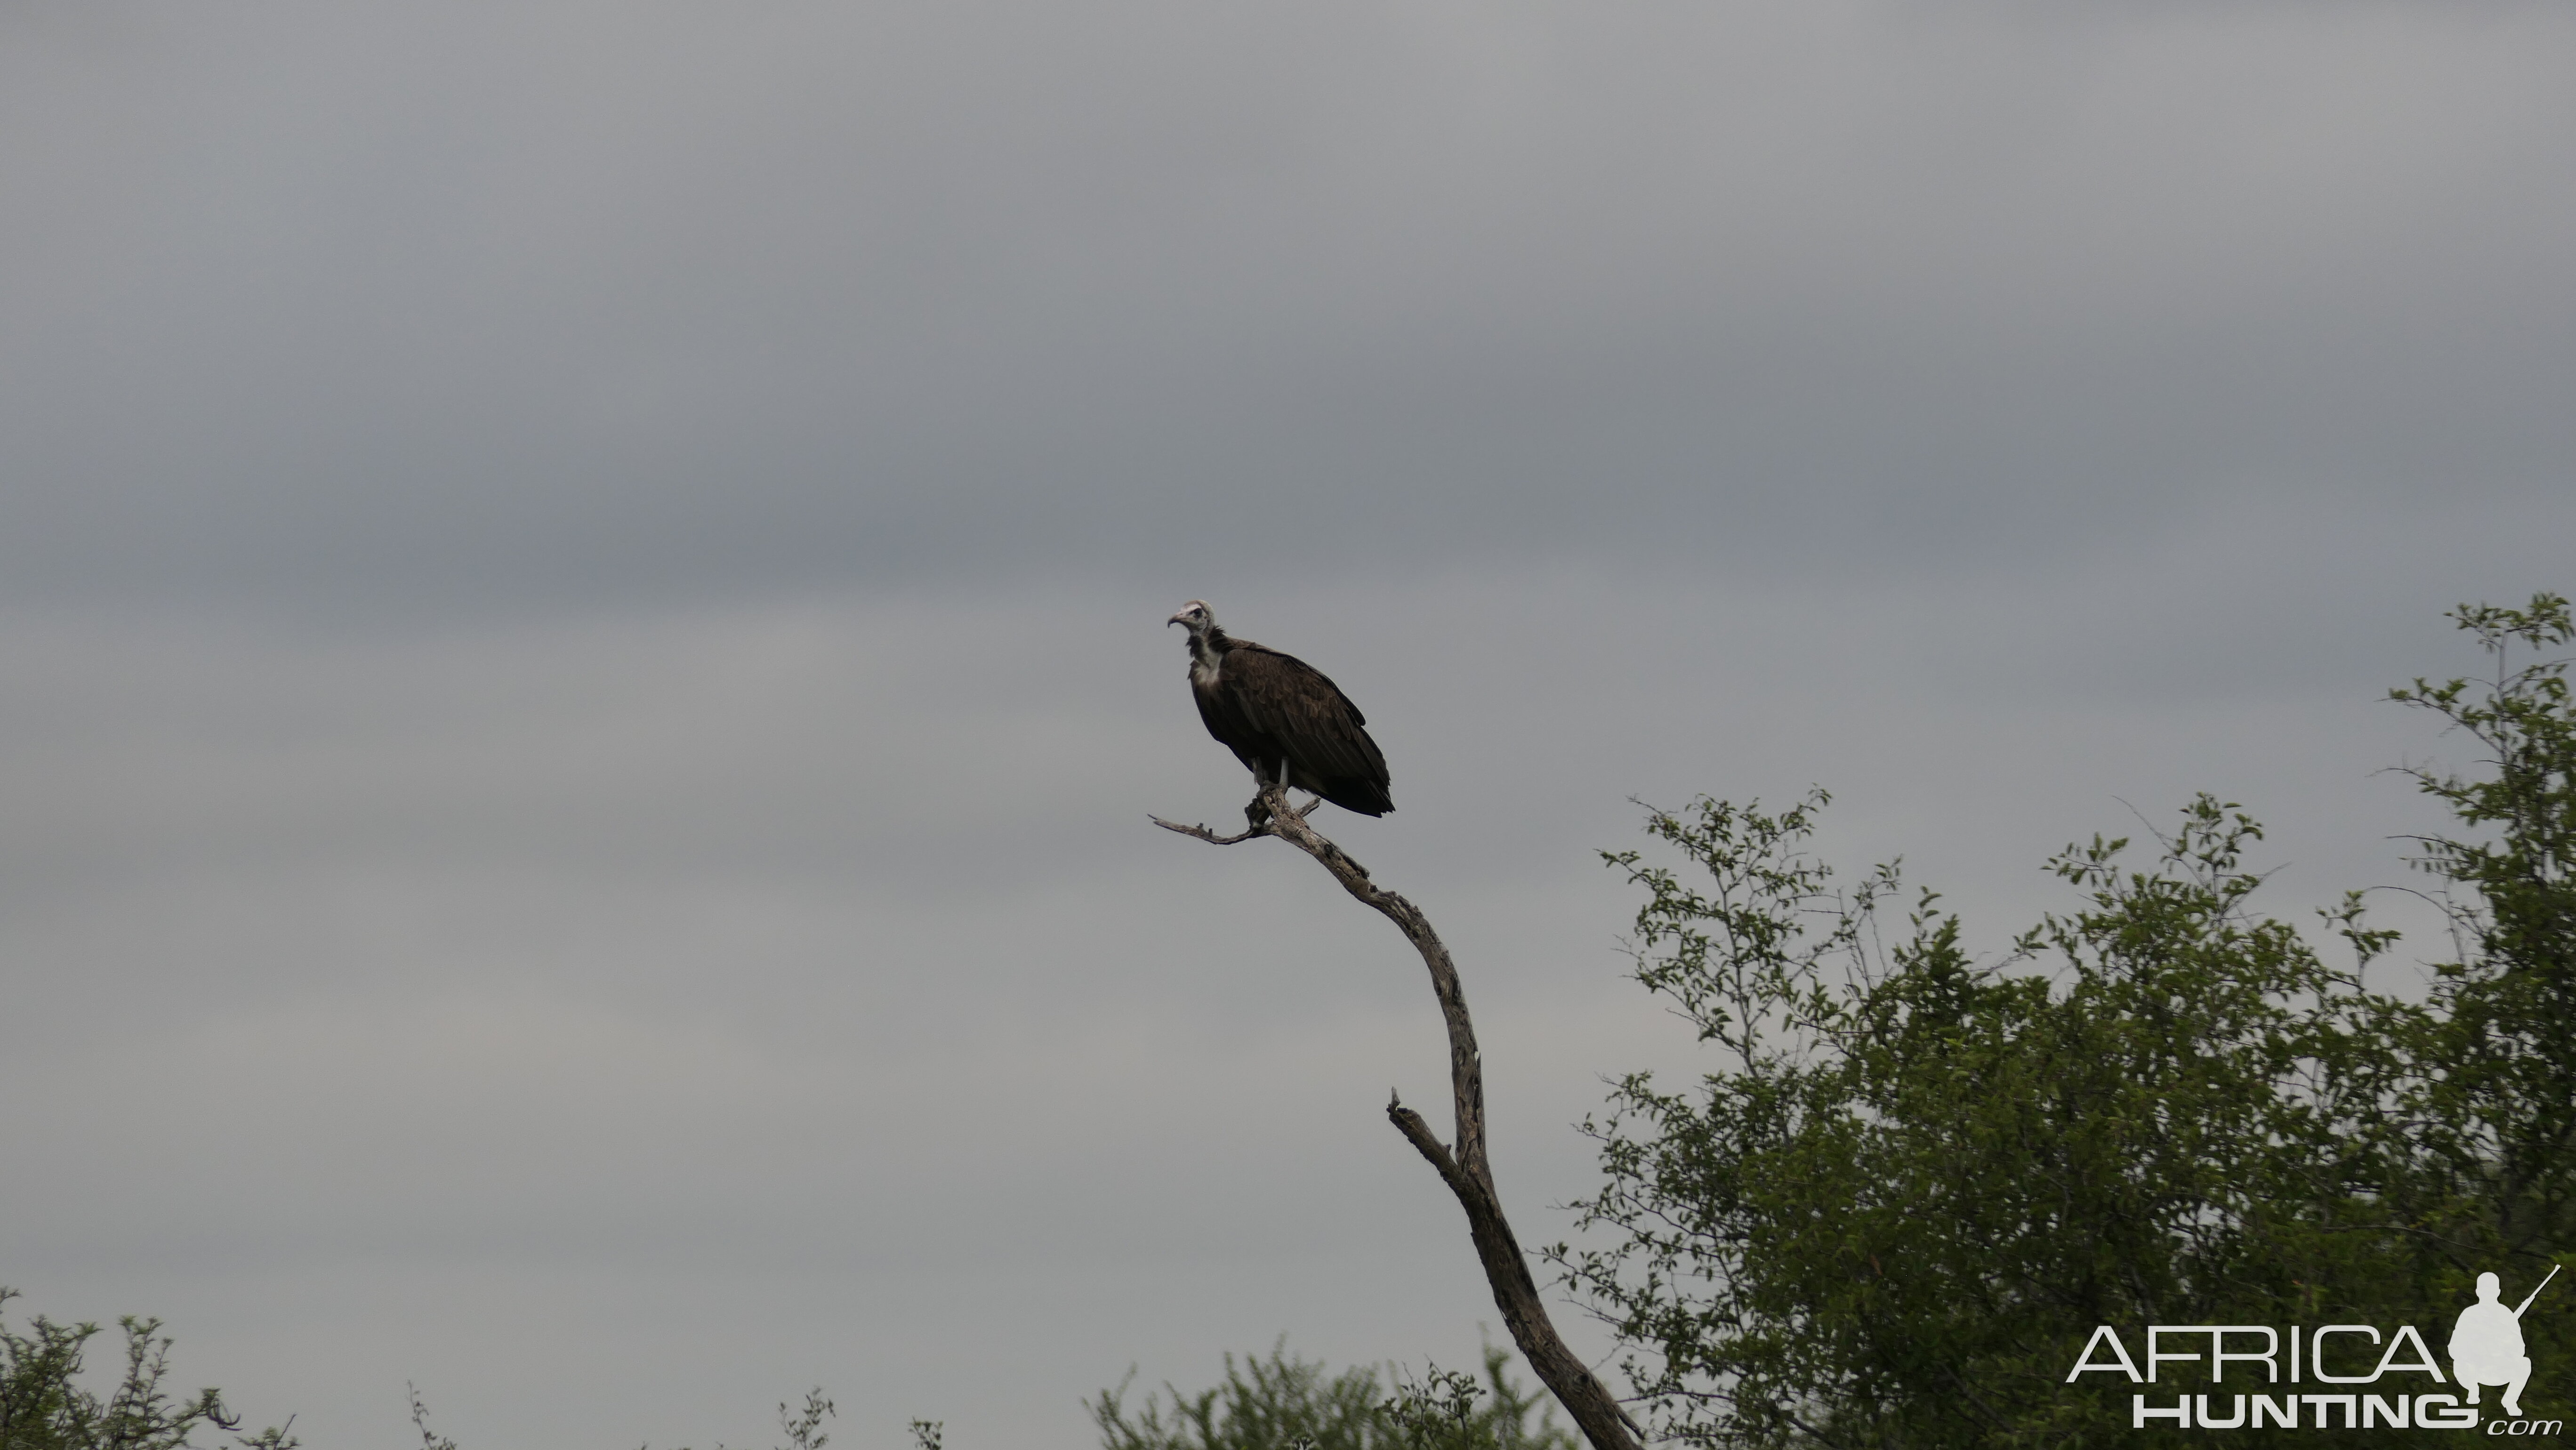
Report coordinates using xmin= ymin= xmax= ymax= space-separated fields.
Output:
xmin=0 ymin=1288 xmax=297 ymax=1450
xmin=1090 ymin=1339 xmax=1575 ymax=1450
xmin=1554 ymin=595 xmax=2576 ymax=1446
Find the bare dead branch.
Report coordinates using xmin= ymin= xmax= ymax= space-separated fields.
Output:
xmin=1147 ymin=815 xmax=1268 ymax=845
xmin=1387 ymin=1090 xmax=1474 ymax=1201
xmin=1161 ymin=780 xmax=1646 ymax=1450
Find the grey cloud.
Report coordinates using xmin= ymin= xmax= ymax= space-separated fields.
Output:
xmin=2 ymin=4 xmax=2570 ymax=614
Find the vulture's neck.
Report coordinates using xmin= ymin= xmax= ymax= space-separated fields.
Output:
xmin=1186 ymin=627 xmax=1233 ymax=688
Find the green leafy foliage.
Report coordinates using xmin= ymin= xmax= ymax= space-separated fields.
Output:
xmin=2389 ymin=594 xmax=2576 ymax=1266
xmin=0 ymin=1289 xmax=297 ymax=1450
xmin=1554 ymin=596 xmax=2576 ymax=1447
xmin=1090 ymin=1340 xmax=1574 ymax=1450
xmin=415 ymin=1378 xmax=853 ymax=1450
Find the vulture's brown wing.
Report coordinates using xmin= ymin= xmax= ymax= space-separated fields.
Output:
xmin=1223 ymin=643 xmax=1393 ymax=814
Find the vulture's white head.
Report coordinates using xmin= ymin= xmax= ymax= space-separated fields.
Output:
xmin=1168 ymin=600 xmax=1223 ymax=677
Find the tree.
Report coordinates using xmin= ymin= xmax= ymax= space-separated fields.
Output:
xmin=412 ymin=1379 xmax=878 ymax=1450
xmin=1089 ymin=1339 xmax=1576 ymax=1450
xmin=0 ymin=1289 xmax=298 ymax=1450
xmin=1551 ymin=595 xmax=2575 ymax=1447
xmin=2387 ymin=594 xmax=2576 ymax=1276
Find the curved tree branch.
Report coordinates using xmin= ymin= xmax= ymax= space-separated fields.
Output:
xmin=1154 ymin=781 xmax=1645 ymax=1450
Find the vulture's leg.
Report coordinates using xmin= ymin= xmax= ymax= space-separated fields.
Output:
xmin=1244 ymin=764 xmax=1274 ymax=830
xmin=1277 ymin=759 xmax=1324 ymax=816
xmin=1284 ymin=757 xmax=1321 ymax=816
xmin=1246 ymin=758 xmax=1292 ymax=830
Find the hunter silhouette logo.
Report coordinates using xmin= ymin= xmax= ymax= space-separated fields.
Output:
xmin=2455 ymin=1265 xmax=2558 ymax=1418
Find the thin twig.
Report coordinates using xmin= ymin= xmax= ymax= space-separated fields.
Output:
xmin=1148 ymin=815 xmax=1268 ymax=846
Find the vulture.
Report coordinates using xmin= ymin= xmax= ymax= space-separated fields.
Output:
xmin=1167 ymin=600 xmax=1393 ymax=822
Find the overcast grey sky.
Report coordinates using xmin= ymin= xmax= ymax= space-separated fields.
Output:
xmin=2 ymin=3 xmax=2571 ymax=1446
